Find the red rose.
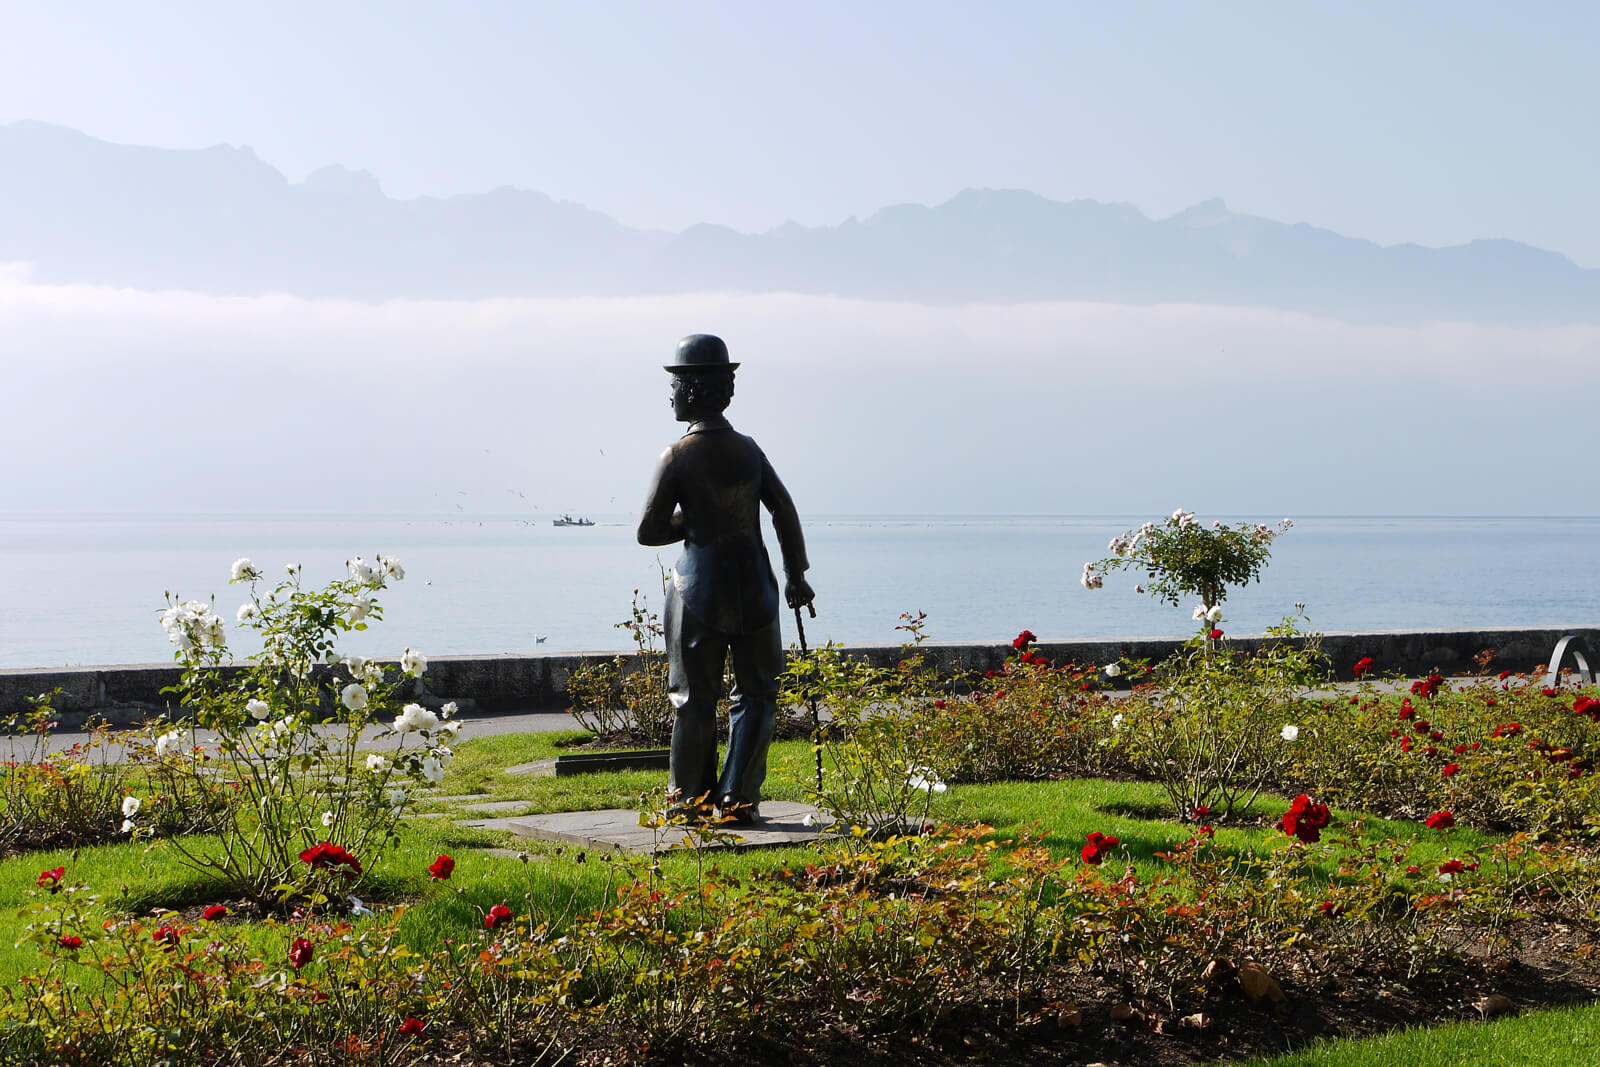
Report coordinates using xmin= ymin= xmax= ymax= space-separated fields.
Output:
xmin=1439 ymin=859 xmax=1466 ymax=875
xmin=289 ymin=937 xmax=314 ymax=969
xmin=1011 ymin=630 xmax=1037 ymax=650
xmin=933 ymin=699 xmax=946 ymax=709
xmin=36 ymin=866 xmax=65 ymax=892
xmin=1319 ymin=900 xmax=1343 ymax=917
xmin=399 ymin=1017 xmax=426 ymax=1036
xmin=1279 ymin=794 xmax=1331 ymax=843
xmin=57 ymin=935 xmax=82 ymax=949
xmin=1497 ymin=669 xmax=1512 ymax=681
xmin=427 ymin=855 xmax=455 ymax=880
xmin=1453 ymin=744 xmax=1469 ymax=754
xmin=1574 ymin=697 xmax=1600 ymax=721
xmin=1492 ymin=722 xmax=1521 ymax=737
xmin=1441 ymin=763 xmax=1460 ymax=777
xmin=1400 ymin=736 xmax=1413 ymax=753
xmin=1424 ymin=811 xmax=1455 ymax=830
xmin=484 ymin=903 xmax=514 ymax=930
xmin=300 ymin=841 xmax=362 ymax=879
xmin=203 ymin=905 xmax=228 ymax=921
xmin=1353 ymin=656 xmax=1375 ymax=678
xmin=1542 ymin=687 xmax=1559 ymax=697
xmin=1080 ymin=831 xmax=1120 ymax=864
xmin=153 ymin=925 xmax=180 ymax=951
xmin=1208 ymin=629 xmax=1224 ymax=641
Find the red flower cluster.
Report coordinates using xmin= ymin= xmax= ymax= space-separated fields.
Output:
xmin=1018 ymin=649 xmax=1052 ymax=668
xmin=1319 ymin=900 xmax=1344 ymax=917
xmin=1352 ymin=656 xmax=1376 ymax=678
xmin=300 ymin=841 xmax=362 ymax=879
xmin=289 ymin=937 xmax=314 ymax=969
xmin=202 ymin=905 xmax=228 ymax=921
xmin=153 ymin=925 xmax=180 ymax=951
xmin=427 ymin=854 xmax=455 ymax=880
xmin=36 ymin=866 xmax=65 ymax=892
xmin=1424 ymin=811 xmax=1455 ymax=830
xmin=57 ymin=935 xmax=81 ymax=949
xmin=484 ymin=903 xmax=514 ymax=929
xmin=1542 ymin=687 xmax=1559 ymax=697
xmin=1492 ymin=722 xmax=1522 ymax=738
xmin=399 ymin=1017 xmax=426 ymax=1036
xmin=1574 ymin=697 xmax=1600 ymax=721
xmin=1398 ymin=700 xmax=1416 ymax=722
xmin=1011 ymin=630 xmax=1037 ymax=650
xmin=1080 ymin=831 xmax=1120 ymax=864
xmin=1410 ymin=674 xmax=1445 ymax=699
xmin=1441 ymin=763 xmax=1461 ymax=777
xmin=1438 ymin=858 xmax=1479 ymax=876
xmin=1279 ymin=794 xmax=1331 ymax=843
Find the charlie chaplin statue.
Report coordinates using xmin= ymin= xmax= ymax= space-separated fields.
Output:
xmin=637 ymin=334 xmax=815 ymax=824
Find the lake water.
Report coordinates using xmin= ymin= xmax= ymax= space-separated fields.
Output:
xmin=1 ymin=513 xmax=1597 ymax=670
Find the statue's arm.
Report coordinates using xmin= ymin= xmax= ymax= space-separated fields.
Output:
xmin=636 ymin=448 xmax=685 ymax=546
xmin=760 ymin=454 xmax=814 ymax=608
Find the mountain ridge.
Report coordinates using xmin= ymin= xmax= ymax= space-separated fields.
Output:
xmin=1 ymin=121 xmax=1593 ymax=324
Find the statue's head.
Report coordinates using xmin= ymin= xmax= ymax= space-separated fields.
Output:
xmin=666 ymin=334 xmax=737 ymax=421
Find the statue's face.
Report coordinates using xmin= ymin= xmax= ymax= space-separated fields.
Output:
xmin=669 ymin=375 xmax=693 ymax=421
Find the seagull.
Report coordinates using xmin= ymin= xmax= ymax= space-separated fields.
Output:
xmin=533 ymin=634 xmax=547 ymax=644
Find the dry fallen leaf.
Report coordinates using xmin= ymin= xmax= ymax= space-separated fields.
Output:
xmin=1475 ymin=994 xmax=1515 ymax=1018
xmin=1109 ymin=1001 xmax=1138 ymax=1021
xmin=1202 ymin=958 xmax=1235 ymax=985
xmin=1181 ymin=1012 xmax=1214 ymax=1030
xmin=1057 ymin=1007 xmax=1083 ymax=1029
xmin=1238 ymin=961 xmax=1288 ymax=1005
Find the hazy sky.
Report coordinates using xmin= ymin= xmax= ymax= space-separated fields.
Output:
xmin=3 ymin=3 xmax=1597 ymax=519
xmin=3 ymin=2 xmax=1597 ymax=266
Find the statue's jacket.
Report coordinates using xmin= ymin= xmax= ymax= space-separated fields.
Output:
xmin=637 ymin=416 xmax=807 ymax=636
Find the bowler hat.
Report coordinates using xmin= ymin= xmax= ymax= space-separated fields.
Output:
xmin=665 ymin=334 xmax=739 ymax=372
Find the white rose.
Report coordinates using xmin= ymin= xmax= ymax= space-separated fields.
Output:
xmin=366 ymin=754 xmax=388 ymax=773
xmin=154 ymin=730 xmax=184 ymax=757
xmin=400 ymin=648 xmax=427 ymax=679
xmin=321 ymin=810 xmax=335 ymax=827
xmin=1112 ymin=713 xmax=1124 ymax=730
xmin=1193 ymin=604 xmax=1210 ymax=621
xmin=391 ymin=703 xmax=439 ymax=734
xmin=439 ymin=720 xmax=462 ymax=740
xmin=1207 ymin=605 xmax=1224 ymax=623
xmin=441 ymin=702 xmax=458 ymax=719
xmin=348 ymin=595 xmax=371 ymax=624
xmin=1281 ymin=724 xmax=1300 ymax=742
xmin=236 ymin=602 xmax=258 ymax=622
xmin=340 ymin=683 xmax=369 ymax=712
xmin=1104 ymin=663 xmax=1122 ymax=678
xmin=434 ymin=746 xmax=453 ymax=768
xmin=122 ymin=796 xmax=140 ymax=818
xmin=230 ymin=558 xmax=259 ymax=581
xmin=380 ymin=556 xmax=405 ymax=581
xmin=246 ymin=698 xmax=271 ymax=720
xmin=121 ymin=819 xmax=136 ymax=834
xmin=285 ymin=562 xmax=301 ymax=576
xmin=348 ymin=556 xmax=376 ymax=585
xmin=420 ymin=757 xmax=444 ymax=783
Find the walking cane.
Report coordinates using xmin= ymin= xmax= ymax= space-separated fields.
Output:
xmin=793 ymin=602 xmax=824 ymax=795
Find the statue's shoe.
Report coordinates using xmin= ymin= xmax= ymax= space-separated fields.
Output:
xmin=717 ymin=796 xmax=760 ymax=826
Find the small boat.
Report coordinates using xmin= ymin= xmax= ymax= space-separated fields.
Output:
xmin=552 ymin=515 xmax=595 ymax=527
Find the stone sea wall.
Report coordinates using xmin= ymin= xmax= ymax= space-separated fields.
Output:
xmin=2 ymin=626 xmax=1595 ymax=728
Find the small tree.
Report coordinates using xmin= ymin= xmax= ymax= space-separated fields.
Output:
xmin=1083 ymin=509 xmax=1292 ymax=624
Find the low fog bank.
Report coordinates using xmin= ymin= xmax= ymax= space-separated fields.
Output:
xmin=3 ymin=272 xmax=1595 ymax=517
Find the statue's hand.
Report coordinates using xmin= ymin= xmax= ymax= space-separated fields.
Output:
xmin=784 ymin=575 xmax=816 ymax=611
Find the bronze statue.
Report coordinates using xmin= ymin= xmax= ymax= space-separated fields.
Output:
xmin=637 ymin=334 xmax=815 ymax=824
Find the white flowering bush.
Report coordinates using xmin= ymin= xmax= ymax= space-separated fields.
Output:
xmin=147 ymin=555 xmax=462 ymax=905
xmin=1110 ymin=616 xmax=1325 ymax=820
xmin=1082 ymin=509 xmax=1293 ymax=630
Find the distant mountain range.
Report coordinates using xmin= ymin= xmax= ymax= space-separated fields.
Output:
xmin=2 ymin=120 xmax=1595 ymax=324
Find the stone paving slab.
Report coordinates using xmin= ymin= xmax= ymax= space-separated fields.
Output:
xmin=450 ymin=799 xmax=540 ymax=815
xmin=500 ymin=801 xmax=834 ymax=853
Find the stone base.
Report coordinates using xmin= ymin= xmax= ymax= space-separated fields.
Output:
xmin=500 ymin=800 xmax=834 ymax=853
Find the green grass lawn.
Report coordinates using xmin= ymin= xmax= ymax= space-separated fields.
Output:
xmin=1 ymin=728 xmax=1591 ymax=1065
